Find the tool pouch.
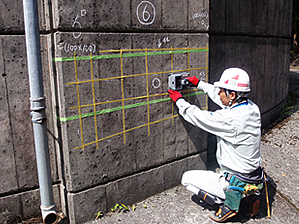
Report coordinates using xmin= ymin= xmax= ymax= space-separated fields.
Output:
xmin=239 ymin=194 xmax=261 ymax=217
xmin=224 ymin=173 xmax=265 ymax=212
xmin=245 ymin=195 xmax=260 ymax=217
xmin=224 ymin=176 xmax=246 ymax=212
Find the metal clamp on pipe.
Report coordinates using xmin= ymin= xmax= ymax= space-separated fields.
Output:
xmin=30 ymin=97 xmax=46 ymax=123
xmin=30 ymin=96 xmax=46 ymax=111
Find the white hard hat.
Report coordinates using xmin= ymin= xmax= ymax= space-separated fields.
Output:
xmin=214 ymin=68 xmax=251 ymax=92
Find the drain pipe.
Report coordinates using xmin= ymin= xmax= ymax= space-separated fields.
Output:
xmin=22 ymin=0 xmax=58 ymax=223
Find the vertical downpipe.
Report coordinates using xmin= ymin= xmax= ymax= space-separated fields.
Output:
xmin=22 ymin=0 xmax=58 ymax=223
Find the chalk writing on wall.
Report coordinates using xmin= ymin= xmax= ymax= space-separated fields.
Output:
xmin=137 ymin=1 xmax=156 ymax=25
xmin=192 ymin=10 xmax=209 ymax=30
xmin=59 ymin=43 xmax=97 ymax=54
xmin=157 ymin=37 xmax=170 ymax=48
xmin=152 ymin=77 xmax=161 ymax=89
xmin=72 ymin=9 xmax=87 ymax=38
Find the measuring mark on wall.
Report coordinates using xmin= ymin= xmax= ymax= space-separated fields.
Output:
xmin=81 ymin=9 xmax=87 ymax=17
xmin=73 ymin=52 xmax=85 ymax=150
xmin=137 ymin=1 xmax=156 ymax=25
xmin=67 ymin=91 xmax=206 ymax=150
xmin=54 ymin=46 xmax=209 ymax=150
xmin=61 ymin=42 xmax=96 ymax=53
xmin=199 ymin=71 xmax=206 ymax=82
xmin=201 ymin=20 xmax=209 ymax=30
xmin=72 ymin=9 xmax=87 ymax=39
xmin=157 ymin=37 xmax=170 ymax=48
xmin=192 ymin=10 xmax=209 ymax=30
xmin=152 ymin=77 xmax=161 ymax=89
xmin=53 ymin=48 xmax=208 ymax=62
xmin=192 ymin=11 xmax=208 ymax=20
xmin=72 ymin=15 xmax=82 ymax=38
xmin=56 ymin=91 xmax=205 ymax=121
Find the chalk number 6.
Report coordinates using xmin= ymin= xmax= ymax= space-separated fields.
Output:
xmin=137 ymin=1 xmax=156 ymax=25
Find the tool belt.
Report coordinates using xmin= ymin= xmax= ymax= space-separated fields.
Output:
xmin=223 ymin=168 xmax=266 ymax=212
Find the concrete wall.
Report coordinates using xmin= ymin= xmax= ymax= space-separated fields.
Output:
xmin=51 ymin=1 xmax=209 ymax=223
xmin=0 ymin=1 xmax=61 ymax=222
xmin=209 ymin=0 xmax=292 ymax=128
xmin=1 ymin=0 xmax=209 ymax=223
xmin=0 ymin=0 xmax=292 ymax=224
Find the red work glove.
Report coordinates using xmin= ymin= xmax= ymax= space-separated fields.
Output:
xmin=186 ymin=76 xmax=200 ymax=86
xmin=168 ymin=89 xmax=183 ymax=102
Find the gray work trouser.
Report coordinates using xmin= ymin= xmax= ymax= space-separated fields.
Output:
xmin=181 ymin=170 xmax=229 ymax=200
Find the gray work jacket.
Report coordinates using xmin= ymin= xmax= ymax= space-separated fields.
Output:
xmin=176 ymin=81 xmax=261 ymax=174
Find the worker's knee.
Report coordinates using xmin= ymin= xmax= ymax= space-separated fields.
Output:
xmin=181 ymin=171 xmax=190 ymax=187
xmin=181 ymin=170 xmax=206 ymax=187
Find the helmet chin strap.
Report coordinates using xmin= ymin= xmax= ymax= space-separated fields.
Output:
xmin=225 ymin=90 xmax=246 ymax=107
xmin=225 ymin=90 xmax=234 ymax=107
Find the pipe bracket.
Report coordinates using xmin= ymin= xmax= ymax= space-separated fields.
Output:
xmin=30 ymin=96 xmax=46 ymax=111
xmin=30 ymin=97 xmax=46 ymax=123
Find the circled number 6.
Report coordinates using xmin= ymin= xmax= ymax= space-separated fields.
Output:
xmin=137 ymin=1 xmax=156 ymax=25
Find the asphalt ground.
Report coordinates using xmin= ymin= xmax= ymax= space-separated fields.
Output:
xmin=85 ymin=69 xmax=299 ymax=224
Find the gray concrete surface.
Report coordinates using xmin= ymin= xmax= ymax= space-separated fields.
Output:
xmin=52 ymin=0 xmax=209 ymax=31
xmin=0 ymin=34 xmax=60 ymax=223
xmin=54 ymin=32 xmax=209 ymax=193
xmin=209 ymin=0 xmax=292 ymax=129
xmin=210 ymin=1 xmax=292 ymax=37
xmin=53 ymin=32 xmax=209 ymax=223
xmin=85 ymin=69 xmax=299 ymax=224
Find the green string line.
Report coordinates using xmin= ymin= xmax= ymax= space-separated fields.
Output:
xmin=53 ymin=48 xmax=208 ymax=62
xmin=56 ymin=91 xmax=204 ymax=122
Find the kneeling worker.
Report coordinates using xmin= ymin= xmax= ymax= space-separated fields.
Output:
xmin=168 ymin=68 xmax=264 ymax=222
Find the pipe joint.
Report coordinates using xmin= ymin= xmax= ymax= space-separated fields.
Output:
xmin=30 ymin=112 xmax=46 ymax=123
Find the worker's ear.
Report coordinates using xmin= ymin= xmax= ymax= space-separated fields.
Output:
xmin=229 ymin=91 xmax=236 ymax=100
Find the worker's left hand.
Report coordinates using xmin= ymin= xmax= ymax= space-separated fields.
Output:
xmin=168 ymin=89 xmax=183 ymax=102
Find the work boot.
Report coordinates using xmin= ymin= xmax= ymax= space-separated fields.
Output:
xmin=198 ymin=189 xmax=224 ymax=206
xmin=209 ymin=204 xmax=237 ymax=223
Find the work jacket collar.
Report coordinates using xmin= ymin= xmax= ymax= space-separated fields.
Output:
xmin=230 ymin=99 xmax=248 ymax=109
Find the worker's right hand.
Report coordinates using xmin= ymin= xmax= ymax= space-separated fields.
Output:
xmin=186 ymin=76 xmax=200 ymax=86
xmin=168 ymin=89 xmax=183 ymax=102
